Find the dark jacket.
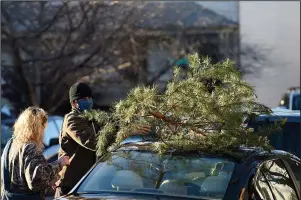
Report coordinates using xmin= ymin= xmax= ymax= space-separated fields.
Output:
xmin=56 ymin=109 xmax=98 ymax=189
xmin=0 ymin=141 xmax=61 ymax=200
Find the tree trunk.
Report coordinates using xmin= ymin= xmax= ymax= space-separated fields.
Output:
xmin=12 ymin=39 xmax=37 ymax=106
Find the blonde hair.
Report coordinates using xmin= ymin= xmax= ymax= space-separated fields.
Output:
xmin=13 ymin=106 xmax=48 ymax=151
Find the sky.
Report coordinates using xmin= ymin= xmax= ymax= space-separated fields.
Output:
xmin=197 ymin=1 xmax=238 ymax=22
xmin=240 ymin=1 xmax=300 ymax=107
xmin=198 ymin=1 xmax=300 ymax=107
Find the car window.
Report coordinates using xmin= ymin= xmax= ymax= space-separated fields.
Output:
xmin=261 ymin=159 xmax=298 ymax=200
xmin=54 ymin=119 xmax=63 ymax=131
xmin=286 ymin=159 xmax=301 ymax=189
xmin=43 ymin=120 xmax=59 ymax=146
xmin=43 ymin=145 xmax=60 ymax=160
xmin=254 ymin=171 xmax=274 ymax=200
xmin=77 ymin=151 xmax=236 ymax=199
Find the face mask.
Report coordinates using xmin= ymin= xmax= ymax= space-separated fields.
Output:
xmin=77 ymin=99 xmax=93 ymax=111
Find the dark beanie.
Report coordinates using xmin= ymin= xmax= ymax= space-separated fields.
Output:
xmin=69 ymin=82 xmax=92 ymax=103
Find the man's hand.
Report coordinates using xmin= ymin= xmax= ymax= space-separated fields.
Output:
xmin=58 ymin=156 xmax=70 ymax=168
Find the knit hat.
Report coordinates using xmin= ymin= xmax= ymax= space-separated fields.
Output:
xmin=69 ymin=82 xmax=92 ymax=103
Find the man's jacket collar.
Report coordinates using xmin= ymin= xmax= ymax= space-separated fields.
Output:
xmin=71 ymin=108 xmax=81 ymax=114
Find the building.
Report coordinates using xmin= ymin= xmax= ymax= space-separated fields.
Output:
xmin=93 ymin=2 xmax=239 ymax=108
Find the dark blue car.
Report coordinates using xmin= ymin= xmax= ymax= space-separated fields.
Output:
xmin=57 ymin=141 xmax=300 ymax=200
xmin=246 ymin=108 xmax=300 ymax=158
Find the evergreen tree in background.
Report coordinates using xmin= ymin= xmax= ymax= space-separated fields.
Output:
xmin=84 ymin=53 xmax=284 ymax=157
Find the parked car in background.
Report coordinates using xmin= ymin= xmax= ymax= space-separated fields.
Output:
xmin=246 ymin=108 xmax=300 ymax=158
xmin=1 ymin=117 xmax=15 ymax=128
xmin=43 ymin=143 xmax=60 ymax=197
xmin=1 ymin=115 xmax=63 ymax=151
xmin=57 ymin=141 xmax=300 ymax=200
xmin=1 ymin=124 xmax=13 ymax=154
xmin=43 ymin=116 xmax=63 ymax=147
xmin=1 ymin=116 xmax=15 ymax=154
xmin=44 ymin=144 xmax=60 ymax=163
xmin=278 ymin=87 xmax=300 ymax=110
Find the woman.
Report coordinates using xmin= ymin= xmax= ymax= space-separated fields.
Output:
xmin=1 ymin=107 xmax=69 ymax=200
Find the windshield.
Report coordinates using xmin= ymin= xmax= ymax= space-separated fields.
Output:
xmin=292 ymin=93 xmax=300 ymax=110
xmin=77 ymin=151 xmax=235 ymax=199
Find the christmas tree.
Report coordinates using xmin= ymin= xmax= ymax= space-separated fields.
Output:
xmin=84 ymin=53 xmax=284 ymax=157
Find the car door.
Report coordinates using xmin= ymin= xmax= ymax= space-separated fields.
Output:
xmin=283 ymin=158 xmax=301 ymax=193
xmin=253 ymin=158 xmax=299 ymax=200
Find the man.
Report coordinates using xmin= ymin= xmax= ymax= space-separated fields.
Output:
xmin=55 ymin=82 xmax=150 ymax=197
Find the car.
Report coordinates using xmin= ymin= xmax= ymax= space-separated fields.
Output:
xmin=1 ymin=117 xmax=16 ymax=128
xmin=1 ymin=115 xmax=63 ymax=149
xmin=56 ymin=141 xmax=300 ymax=200
xmin=246 ymin=108 xmax=300 ymax=158
xmin=1 ymin=124 xmax=13 ymax=154
xmin=43 ymin=115 xmax=64 ymax=147
xmin=43 ymin=143 xmax=61 ymax=197
xmin=43 ymin=144 xmax=60 ymax=163
xmin=278 ymin=87 xmax=300 ymax=110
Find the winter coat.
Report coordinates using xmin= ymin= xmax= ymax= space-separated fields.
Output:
xmin=55 ymin=109 xmax=100 ymax=189
xmin=0 ymin=141 xmax=61 ymax=200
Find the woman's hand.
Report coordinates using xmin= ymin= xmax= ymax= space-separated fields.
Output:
xmin=51 ymin=184 xmax=57 ymax=191
xmin=58 ymin=156 xmax=70 ymax=168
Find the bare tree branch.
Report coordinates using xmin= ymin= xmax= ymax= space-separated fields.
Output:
xmin=2 ymin=1 xmax=266 ymax=115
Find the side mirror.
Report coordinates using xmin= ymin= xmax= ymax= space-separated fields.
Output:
xmin=49 ymin=138 xmax=59 ymax=146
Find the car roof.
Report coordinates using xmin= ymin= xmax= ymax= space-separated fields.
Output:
xmin=113 ymin=141 xmax=299 ymax=163
xmin=271 ymin=107 xmax=300 ymax=114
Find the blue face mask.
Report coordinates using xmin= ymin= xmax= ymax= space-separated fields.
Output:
xmin=77 ymin=99 xmax=93 ymax=111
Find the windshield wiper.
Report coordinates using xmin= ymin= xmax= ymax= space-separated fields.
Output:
xmin=75 ymin=191 xmax=115 ymax=195
xmin=76 ymin=190 xmax=211 ymax=200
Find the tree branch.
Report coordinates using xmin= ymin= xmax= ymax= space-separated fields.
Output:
xmin=17 ymin=3 xmax=66 ymax=40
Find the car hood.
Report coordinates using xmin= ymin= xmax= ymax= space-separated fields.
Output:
xmin=58 ymin=193 xmax=218 ymax=200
